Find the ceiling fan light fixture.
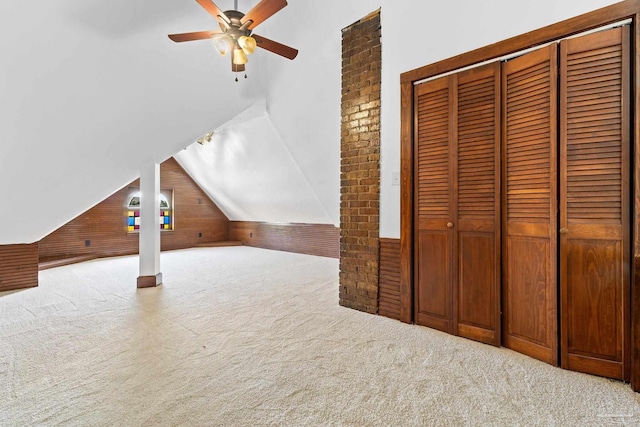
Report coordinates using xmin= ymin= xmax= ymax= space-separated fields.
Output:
xmin=238 ymin=36 xmax=257 ymax=55
xmin=213 ymin=35 xmax=230 ymax=56
xmin=233 ymin=48 xmax=248 ymax=65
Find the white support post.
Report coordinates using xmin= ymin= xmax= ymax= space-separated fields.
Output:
xmin=137 ymin=161 xmax=162 ymax=288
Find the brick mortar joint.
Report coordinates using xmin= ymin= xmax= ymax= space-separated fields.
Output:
xmin=339 ymin=10 xmax=382 ymax=312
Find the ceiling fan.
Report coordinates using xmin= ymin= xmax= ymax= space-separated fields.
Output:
xmin=168 ymin=0 xmax=298 ymax=80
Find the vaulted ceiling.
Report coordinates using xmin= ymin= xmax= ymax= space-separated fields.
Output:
xmin=0 ymin=0 xmax=619 ymax=244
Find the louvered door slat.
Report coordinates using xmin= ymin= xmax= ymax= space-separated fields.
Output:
xmin=560 ymin=26 xmax=630 ymax=381
xmin=417 ymin=85 xmax=450 ymax=220
xmin=502 ymin=44 xmax=558 ymax=365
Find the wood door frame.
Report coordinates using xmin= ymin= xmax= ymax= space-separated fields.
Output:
xmin=400 ymin=0 xmax=640 ymax=390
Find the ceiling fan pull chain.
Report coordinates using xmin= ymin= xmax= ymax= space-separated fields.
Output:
xmin=244 ymin=73 xmax=247 ymax=79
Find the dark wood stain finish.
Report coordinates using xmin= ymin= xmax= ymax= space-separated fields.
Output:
xmin=379 ymin=238 xmax=401 ymax=320
xmin=229 ymin=221 xmax=339 ymax=259
xmin=633 ymin=11 xmax=640 ymax=391
xmin=502 ymin=44 xmax=558 ymax=365
xmin=414 ymin=76 xmax=454 ymax=334
xmin=0 ymin=244 xmax=39 ymax=292
xmin=559 ymin=26 xmax=630 ymax=380
xmin=455 ymin=63 xmax=501 ymax=346
xmin=400 ymin=80 xmax=414 ymax=324
xmin=414 ymin=63 xmax=501 ymax=345
xmin=401 ymin=0 xmax=640 ymax=388
xmin=39 ymin=158 xmax=229 ymax=261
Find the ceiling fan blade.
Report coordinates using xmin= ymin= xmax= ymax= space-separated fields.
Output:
xmin=168 ymin=30 xmax=223 ymax=43
xmin=253 ymin=34 xmax=298 ymax=60
xmin=241 ymin=0 xmax=287 ymax=30
xmin=195 ymin=0 xmax=231 ymax=24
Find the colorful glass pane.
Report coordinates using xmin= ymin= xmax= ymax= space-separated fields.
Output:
xmin=158 ymin=210 xmax=172 ymax=231
xmin=128 ymin=207 xmax=172 ymax=232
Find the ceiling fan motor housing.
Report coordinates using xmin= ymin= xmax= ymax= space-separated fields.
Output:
xmin=219 ymin=10 xmax=253 ymax=39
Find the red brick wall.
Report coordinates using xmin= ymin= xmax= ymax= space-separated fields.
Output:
xmin=39 ymin=158 xmax=229 ymax=261
xmin=339 ymin=10 xmax=381 ymax=314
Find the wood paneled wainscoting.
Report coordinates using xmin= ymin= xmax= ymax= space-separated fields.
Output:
xmin=401 ymin=0 xmax=640 ymax=389
xmin=39 ymin=157 xmax=230 ymax=266
xmin=230 ymin=222 xmax=339 ymax=259
xmin=0 ymin=244 xmax=39 ymax=291
xmin=378 ymin=238 xmax=401 ymax=320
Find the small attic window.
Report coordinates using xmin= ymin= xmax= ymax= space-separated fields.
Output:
xmin=126 ymin=188 xmax=174 ymax=233
xmin=127 ymin=194 xmax=141 ymax=208
xmin=160 ymin=194 xmax=170 ymax=209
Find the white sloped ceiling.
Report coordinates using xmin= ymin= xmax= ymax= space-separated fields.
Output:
xmin=174 ymin=100 xmax=332 ymax=224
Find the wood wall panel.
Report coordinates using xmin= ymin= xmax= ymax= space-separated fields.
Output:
xmin=39 ymin=158 xmax=229 ymax=261
xmin=229 ymin=222 xmax=339 ymax=259
xmin=0 ymin=244 xmax=38 ymax=292
xmin=379 ymin=238 xmax=401 ymax=320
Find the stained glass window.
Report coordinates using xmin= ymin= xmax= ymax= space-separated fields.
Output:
xmin=127 ymin=210 xmax=141 ymax=232
xmin=126 ymin=188 xmax=173 ymax=232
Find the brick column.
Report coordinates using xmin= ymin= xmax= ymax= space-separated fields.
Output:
xmin=339 ymin=10 xmax=381 ymax=314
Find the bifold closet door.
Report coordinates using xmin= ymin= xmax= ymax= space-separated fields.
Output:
xmin=414 ymin=76 xmax=454 ymax=334
xmin=559 ymin=26 xmax=630 ymax=381
xmin=455 ymin=63 xmax=501 ymax=346
xmin=414 ymin=64 xmax=501 ymax=345
xmin=502 ymin=44 xmax=558 ymax=365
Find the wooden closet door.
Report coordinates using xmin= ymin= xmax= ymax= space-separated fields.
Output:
xmin=414 ymin=76 xmax=455 ymax=333
xmin=455 ymin=63 xmax=501 ymax=346
xmin=559 ymin=26 xmax=630 ymax=380
xmin=502 ymin=45 xmax=558 ymax=365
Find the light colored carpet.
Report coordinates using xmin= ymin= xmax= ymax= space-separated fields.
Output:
xmin=1 ymin=246 xmax=639 ymax=426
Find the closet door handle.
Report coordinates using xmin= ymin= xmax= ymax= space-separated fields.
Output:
xmin=559 ymin=227 xmax=569 ymax=234
xmin=447 ymin=222 xmax=454 ymax=228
